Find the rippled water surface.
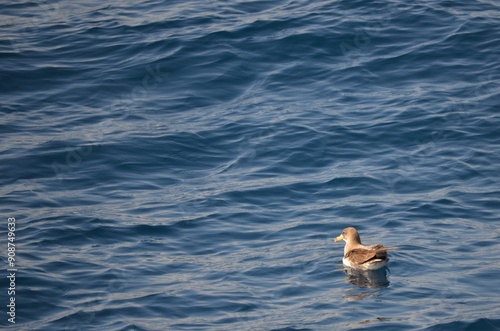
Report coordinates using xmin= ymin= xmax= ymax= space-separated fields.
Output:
xmin=1 ymin=0 xmax=500 ymax=330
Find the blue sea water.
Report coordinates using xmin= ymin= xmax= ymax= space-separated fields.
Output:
xmin=1 ymin=0 xmax=500 ymax=330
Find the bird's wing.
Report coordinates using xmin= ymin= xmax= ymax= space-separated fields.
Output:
xmin=345 ymin=245 xmax=388 ymax=265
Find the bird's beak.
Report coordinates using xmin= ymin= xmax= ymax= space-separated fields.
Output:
xmin=333 ymin=234 xmax=344 ymax=243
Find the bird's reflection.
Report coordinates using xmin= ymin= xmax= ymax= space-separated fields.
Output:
xmin=338 ymin=266 xmax=390 ymax=301
xmin=343 ymin=266 xmax=390 ymax=289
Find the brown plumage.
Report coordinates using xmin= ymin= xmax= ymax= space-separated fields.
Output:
xmin=334 ymin=227 xmax=393 ymax=270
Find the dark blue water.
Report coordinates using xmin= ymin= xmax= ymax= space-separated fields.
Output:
xmin=1 ymin=0 xmax=500 ymax=330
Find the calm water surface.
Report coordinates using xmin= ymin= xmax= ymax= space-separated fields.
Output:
xmin=1 ymin=0 xmax=500 ymax=330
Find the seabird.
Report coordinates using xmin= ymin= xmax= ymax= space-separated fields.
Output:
xmin=334 ymin=227 xmax=393 ymax=270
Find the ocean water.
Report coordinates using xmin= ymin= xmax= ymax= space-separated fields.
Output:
xmin=1 ymin=0 xmax=500 ymax=330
